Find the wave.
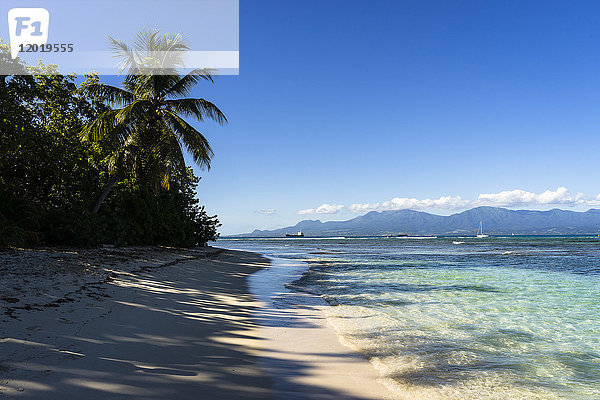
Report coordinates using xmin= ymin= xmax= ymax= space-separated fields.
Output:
xmin=324 ymin=305 xmax=565 ymax=400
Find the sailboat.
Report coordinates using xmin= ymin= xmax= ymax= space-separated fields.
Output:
xmin=476 ymin=221 xmax=489 ymax=238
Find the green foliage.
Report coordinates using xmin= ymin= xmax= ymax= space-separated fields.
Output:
xmin=0 ymin=41 xmax=221 ymax=248
xmin=43 ymin=169 xmax=221 ymax=247
xmin=81 ymin=29 xmax=226 ymax=200
xmin=0 ymin=191 xmax=40 ymax=247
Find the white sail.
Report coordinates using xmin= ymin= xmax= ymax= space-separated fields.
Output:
xmin=476 ymin=221 xmax=489 ymax=238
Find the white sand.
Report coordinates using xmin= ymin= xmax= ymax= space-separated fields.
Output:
xmin=0 ymin=247 xmax=393 ymax=399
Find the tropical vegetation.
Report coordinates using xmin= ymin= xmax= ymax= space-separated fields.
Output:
xmin=0 ymin=33 xmax=222 ymax=248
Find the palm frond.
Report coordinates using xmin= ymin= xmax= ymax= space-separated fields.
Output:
xmin=114 ymin=99 xmax=153 ymax=125
xmin=154 ymin=121 xmax=187 ymax=173
xmin=80 ymin=82 xmax=135 ymax=106
xmin=133 ymin=28 xmax=160 ymax=52
xmin=166 ymin=98 xmax=227 ymax=125
xmin=125 ymin=28 xmax=189 ymax=74
xmin=165 ymin=69 xmax=214 ymax=97
xmin=156 ymin=31 xmax=188 ymax=71
xmin=163 ymin=111 xmax=214 ymax=169
xmin=108 ymin=36 xmax=140 ymax=75
xmin=152 ymin=130 xmax=188 ymax=190
xmin=80 ymin=109 xmax=120 ymax=141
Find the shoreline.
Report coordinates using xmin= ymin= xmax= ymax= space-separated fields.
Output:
xmin=248 ymin=256 xmax=393 ymax=400
xmin=0 ymin=246 xmax=392 ymax=399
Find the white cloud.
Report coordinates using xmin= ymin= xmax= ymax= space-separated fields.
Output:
xmin=255 ymin=209 xmax=277 ymax=215
xmin=348 ymin=196 xmax=469 ymax=213
xmin=585 ymin=194 xmax=600 ymax=207
xmin=297 ymin=187 xmax=600 ymax=216
xmin=475 ymin=187 xmax=585 ymax=207
xmin=475 ymin=189 xmax=536 ymax=206
xmin=297 ymin=203 xmax=345 ymax=215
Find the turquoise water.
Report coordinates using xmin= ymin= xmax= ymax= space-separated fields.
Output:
xmin=218 ymin=236 xmax=600 ymax=399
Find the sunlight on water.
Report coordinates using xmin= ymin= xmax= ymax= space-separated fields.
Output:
xmin=218 ymin=236 xmax=600 ymax=399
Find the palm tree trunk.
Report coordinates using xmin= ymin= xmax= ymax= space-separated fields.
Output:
xmin=90 ymin=175 xmax=119 ymax=214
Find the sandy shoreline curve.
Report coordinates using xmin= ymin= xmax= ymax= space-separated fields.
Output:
xmin=0 ymin=246 xmax=392 ymax=399
xmin=248 ymin=257 xmax=393 ymax=400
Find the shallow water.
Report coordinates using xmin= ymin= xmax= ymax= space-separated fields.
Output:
xmin=217 ymin=236 xmax=600 ymax=399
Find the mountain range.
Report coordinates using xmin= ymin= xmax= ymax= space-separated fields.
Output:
xmin=234 ymin=207 xmax=600 ymax=237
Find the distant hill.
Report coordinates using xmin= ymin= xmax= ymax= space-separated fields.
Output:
xmin=232 ymin=207 xmax=600 ymax=237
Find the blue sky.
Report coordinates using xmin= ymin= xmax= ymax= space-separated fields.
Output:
xmin=192 ymin=0 xmax=600 ymax=234
xmin=11 ymin=0 xmax=600 ymax=234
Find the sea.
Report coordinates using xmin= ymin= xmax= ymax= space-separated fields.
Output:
xmin=217 ymin=236 xmax=600 ymax=400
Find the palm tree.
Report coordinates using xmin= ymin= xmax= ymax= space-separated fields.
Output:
xmin=81 ymin=29 xmax=226 ymax=214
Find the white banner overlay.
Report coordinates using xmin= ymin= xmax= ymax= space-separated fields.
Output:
xmin=1 ymin=0 xmax=239 ymax=75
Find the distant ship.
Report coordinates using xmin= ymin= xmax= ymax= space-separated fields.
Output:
xmin=476 ymin=221 xmax=489 ymax=238
xmin=285 ymin=231 xmax=305 ymax=237
xmin=385 ymin=233 xmax=408 ymax=238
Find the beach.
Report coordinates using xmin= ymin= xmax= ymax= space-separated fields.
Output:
xmin=3 ymin=2 xmax=599 ymax=399
xmin=220 ymin=237 xmax=600 ymax=400
xmin=2 ymin=239 xmax=599 ymax=399
xmin=0 ymin=247 xmax=392 ymax=399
